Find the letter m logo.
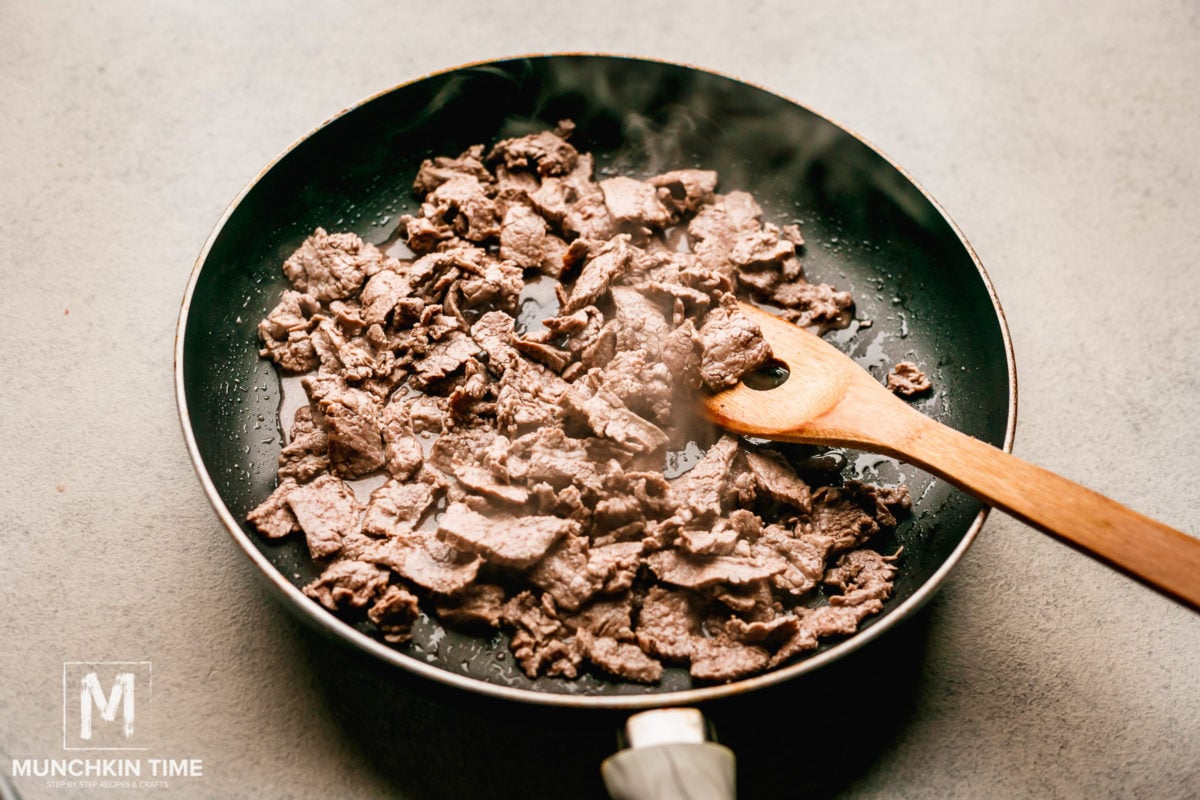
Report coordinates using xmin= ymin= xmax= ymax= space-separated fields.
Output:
xmin=63 ymin=662 xmax=152 ymax=750
xmin=80 ymin=672 xmax=134 ymax=740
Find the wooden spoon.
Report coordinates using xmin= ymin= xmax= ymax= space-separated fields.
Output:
xmin=702 ymin=302 xmax=1200 ymax=611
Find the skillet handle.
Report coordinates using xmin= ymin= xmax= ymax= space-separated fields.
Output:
xmin=601 ymin=709 xmax=736 ymax=800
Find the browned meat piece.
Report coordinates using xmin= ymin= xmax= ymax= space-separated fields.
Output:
xmin=487 ymin=124 xmax=579 ymax=177
xmin=689 ymin=635 xmax=770 ymax=682
xmin=413 ymin=143 xmax=492 ymax=195
xmin=523 ymin=149 xmax=615 ymax=241
xmin=729 ymin=223 xmax=795 ymax=271
xmin=810 ymin=487 xmax=881 ymax=552
xmin=696 ymin=295 xmax=773 ymax=390
xmin=560 ymin=235 xmax=634 ymax=313
xmin=438 ymin=502 xmax=578 ymax=569
xmin=499 ymin=203 xmax=568 ymax=274
xmin=772 ymin=281 xmax=854 ymax=330
xmin=529 ymin=534 xmax=601 ymax=612
xmin=368 ymin=528 xmax=482 ymax=596
xmin=495 ymin=359 xmax=571 ymax=436
xmin=368 ymin=584 xmax=422 ymax=643
xmin=379 ymin=397 xmax=424 ymax=481
xmin=470 ymin=310 xmax=522 ymax=375
xmin=687 ymin=191 xmax=763 ymax=276
xmin=258 ymin=290 xmax=322 ymax=373
xmin=587 ymin=542 xmax=644 ymax=594
xmin=318 ymin=387 xmax=386 ymax=479
xmin=648 ymin=169 xmax=718 ymax=219
xmin=283 ymin=228 xmax=381 ymax=301
xmin=361 ymin=481 xmax=436 ymax=538
xmin=600 ymin=176 xmax=671 ymax=230
xmin=886 ymin=361 xmax=932 ymax=397
xmin=611 ymin=286 xmax=670 ymax=359
xmin=742 ymin=450 xmax=811 ymax=512
xmin=825 ymin=549 xmax=898 ymax=608
xmin=646 ymin=547 xmax=787 ymax=590
xmin=561 ymin=388 xmax=669 ymax=456
xmin=678 ymin=517 xmax=742 ymax=556
xmin=285 ymin=474 xmax=362 ymax=559
xmin=278 ymin=405 xmax=330 ymax=483
xmin=591 ymin=350 xmax=673 ymax=424
xmin=458 ymin=259 xmax=524 ymax=311
xmin=725 ymin=613 xmax=801 ymax=646
xmin=434 ymin=584 xmax=507 ymax=628
xmin=452 ymin=464 xmax=528 ymax=506
xmin=303 ymin=560 xmax=390 ymax=612
xmin=668 ymin=434 xmax=740 ymax=520
xmin=577 ymin=630 xmax=664 ymax=684
xmin=513 ymin=335 xmax=572 ymax=373
xmin=842 ymin=480 xmax=912 ymax=528
xmin=635 ymin=586 xmax=704 ymax=662
xmin=246 ymin=478 xmax=300 ymax=539
xmin=502 ymin=591 xmax=583 ymax=679
xmin=411 ymin=330 xmax=482 ymax=389
xmin=756 ymin=523 xmax=833 ymax=597
xmin=662 ymin=319 xmax=701 ymax=378
xmin=359 ymin=267 xmax=411 ymax=326
xmin=422 ymin=171 xmax=502 ymax=242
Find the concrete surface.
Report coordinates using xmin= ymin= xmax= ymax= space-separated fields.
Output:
xmin=2 ymin=1 xmax=1198 ymax=798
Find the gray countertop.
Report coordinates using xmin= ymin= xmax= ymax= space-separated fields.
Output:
xmin=2 ymin=1 xmax=1198 ymax=798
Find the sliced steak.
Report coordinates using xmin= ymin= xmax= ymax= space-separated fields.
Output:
xmin=283 ymin=228 xmax=381 ymax=301
xmin=886 ymin=361 xmax=932 ymax=397
xmin=303 ymin=560 xmax=389 ymax=612
xmin=696 ymin=295 xmax=773 ymax=390
xmin=285 ymin=474 xmax=362 ymax=559
xmin=361 ymin=480 xmax=436 ymax=538
xmin=438 ymin=502 xmax=578 ymax=569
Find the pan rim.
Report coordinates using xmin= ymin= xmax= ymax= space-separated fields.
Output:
xmin=174 ymin=52 xmax=1018 ymax=710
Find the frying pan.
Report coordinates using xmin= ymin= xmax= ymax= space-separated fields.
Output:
xmin=175 ymin=53 xmax=1015 ymax=792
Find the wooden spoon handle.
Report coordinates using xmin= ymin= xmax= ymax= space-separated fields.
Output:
xmin=899 ymin=416 xmax=1200 ymax=610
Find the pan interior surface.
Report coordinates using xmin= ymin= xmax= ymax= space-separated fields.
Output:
xmin=180 ymin=55 xmax=1013 ymax=705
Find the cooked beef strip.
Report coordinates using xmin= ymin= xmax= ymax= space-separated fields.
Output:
xmin=689 ymin=635 xmax=771 ymax=682
xmin=696 ymin=295 xmax=773 ymax=391
xmin=283 ymin=228 xmax=381 ymax=301
xmin=502 ymin=591 xmax=584 ymax=679
xmin=648 ymin=169 xmax=717 ymax=219
xmin=258 ymin=290 xmax=322 ymax=373
xmin=412 ymin=144 xmax=492 ymax=195
xmin=825 ymin=549 xmax=898 ymax=608
xmin=560 ymin=234 xmax=634 ymax=313
xmin=368 ymin=584 xmax=423 ymax=644
xmin=303 ymin=560 xmax=389 ymax=612
xmin=438 ymin=502 xmax=578 ymax=569
xmin=366 ymin=527 xmax=483 ymax=596
xmin=246 ymin=478 xmax=300 ymax=539
xmin=600 ymin=176 xmax=672 ymax=231
xmin=646 ymin=549 xmax=787 ymax=589
xmin=487 ymin=123 xmax=580 ymax=177
xmin=886 ymin=361 xmax=932 ymax=397
xmin=577 ymin=630 xmax=664 ymax=684
xmin=361 ymin=480 xmax=436 ymax=538
xmin=742 ymin=450 xmax=812 ymax=512
xmin=318 ymin=386 xmax=386 ymax=479
xmin=434 ymin=584 xmax=507 ymax=628
xmin=251 ymin=123 xmax=908 ymax=684
xmin=425 ymin=174 xmax=501 ymax=243
xmin=285 ymin=474 xmax=362 ymax=559
xmin=635 ymin=586 xmax=704 ymax=662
